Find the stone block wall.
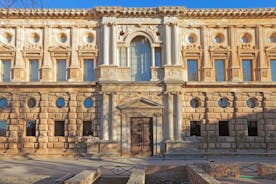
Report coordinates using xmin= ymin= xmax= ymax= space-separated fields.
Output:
xmin=0 ymin=86 xmax=98 ymax=156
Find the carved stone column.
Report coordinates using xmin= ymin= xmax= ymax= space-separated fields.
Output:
xmin=257 ymin=25 xmax=269 ymax=81
xmin=176 ymin=93 xmax=183 ymax=140
xmin=200 ymin=26 xmax=212 ymax=81
xmin=165 ymin=23 xmax=171 ymax=65
xmin=103 ymin=24 xmax=109 ymax=65
xmin=13 ymin=26 xmax=24 ymax=81
xmin=111 ymin=92 xmax=117 ymax=141
xmin=151 ymin=47 xmax=155 ymax=67
xmin=41 ymin=26 xmax=52 ymax=82
xmin=111 ymin=23 xmax=117 ymax=65
xmin=172 ymin=23 xmax=179 ymax=65
xmin=167 ymin=92 xmax=174 ymax=141
xmin=127 ymin=47 xmax=131 ymax=67
xmin=101 ymin=92 xmax=109 ymax=141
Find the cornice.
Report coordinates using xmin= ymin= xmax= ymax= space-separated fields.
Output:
xmin=0 ymin=7 xmax=275 ymax=19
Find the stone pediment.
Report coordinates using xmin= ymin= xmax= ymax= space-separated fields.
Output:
xmin=118 ymin=98 xmax=163 ymax=110
xmin=181 ymin=45 xmax=202 ymax=59
xmin=77 ymin=44 xmax=98 ymax=58
xmin=265 ymin=46 xmax=276 ymax=59
xmin=0 ymin=44 xmax=14 ymax=52
xmin=0 ymin=44 xmax=15 ymax=58
xmin=49 ymin=45 xmax=71 ymax=58
xmin=209 ymin=45 xmax=231 ymax=59
xmin=22 ymin=44 xmax=42 ymax=58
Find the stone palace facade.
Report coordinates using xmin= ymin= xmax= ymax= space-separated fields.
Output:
xmin=0 ymin=6 xmax=276 ymax=157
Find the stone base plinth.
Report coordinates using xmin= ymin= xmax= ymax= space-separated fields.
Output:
xmin=86 ymin=141 xmax=118 ymax=154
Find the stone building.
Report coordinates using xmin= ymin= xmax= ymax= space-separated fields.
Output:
xmin=0 ymin=6 xmax=276 ymax=157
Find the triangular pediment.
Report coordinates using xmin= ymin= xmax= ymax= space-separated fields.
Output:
xmin=118 ymin=98 xmax=163 ymax=109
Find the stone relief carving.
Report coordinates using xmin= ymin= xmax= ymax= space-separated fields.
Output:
xmin=118 ymin=24 xmax=161 ymax=44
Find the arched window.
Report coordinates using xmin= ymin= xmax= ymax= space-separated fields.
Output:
xmin=130 ymin=36 xmax=151 ymax=81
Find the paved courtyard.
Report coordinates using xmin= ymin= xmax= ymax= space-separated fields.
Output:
xmin=0 ymin=156 xmax=275 ymax=183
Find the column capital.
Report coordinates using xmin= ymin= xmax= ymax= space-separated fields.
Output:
xmin=163 ymin=16 xmax=178 ymax=25
xmin=102 ymin=17 xmax=117 ymax=25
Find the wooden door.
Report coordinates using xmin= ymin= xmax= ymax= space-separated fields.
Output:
xmin=130 ymin=117 xmax=153 ymax=156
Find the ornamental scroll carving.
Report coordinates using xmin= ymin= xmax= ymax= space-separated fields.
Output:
xmin=77 ymin=44 xmax=98 ymax=58
xmin=118 ymin=24 xmax=161 ymax=45
xmin=22 ymin=44 xmax=42 ymax=59
xmin=48 ymin=45 xmax=71 ymax=59
xmin=0 ymin=44 xmax=15 ymax=58
xmin=181 ymin=45 xmax=203 ymax=60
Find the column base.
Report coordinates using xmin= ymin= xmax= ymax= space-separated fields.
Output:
xmin=163 ymin=65 xmax=184 ymax=81
xmin=97 ymin=65 xmax=118 ymax=81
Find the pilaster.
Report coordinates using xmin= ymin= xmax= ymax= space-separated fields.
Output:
xmin=13 ymin=26 xmax=24 ymax=82
xmin=257 ymin=25 xmax=269 ymax=81
xmin=68 ymin=27 xmax=80 ymax=82
xmin=200 ymin=26 xmax=212 ymax=82
xmin=41 ymin=26 xmax=52 ymax=82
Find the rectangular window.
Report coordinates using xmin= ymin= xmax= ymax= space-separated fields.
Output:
xmin=0 ymin=121 xmax=7 ymax=137
xmin=187 ymin=60 xmax=198 ymax=81
xmin=248 ymin=121 xmax=258 ymax=136
xmin=242 ymin=60 xmax=252 ymax=81
xmin=83 ymin=60 xmax=94 ymax=81
xmin=29 ymin=60 xmax=39 ymax=82
xmin=56 ymin=60 xmax=66 ymax=81
xmin=26 ymin=120 xmax=36 ymax=136
xmin=270 ymin=60 xmax=276 ymax=81
xmin=119 ymin=47 xmax=127 ymax=67
xmin=1 ymin=60 xmax=11 ymax=82
xmin=219 ymin=121 xmax=229 ymax=136
xmin=215 ymin=60 xmax=225 ymax=81
xmin=190 ymin=121 xmax=201 ymax=136
xmin=83 ymin=121 xmax=93 ymax=136
xmin=55 ymin=121 xmax=64 ymax=136
xmin=155 ymin=47 xmax=161 ymax=67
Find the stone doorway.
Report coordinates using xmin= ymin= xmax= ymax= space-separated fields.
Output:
xmin=130 ymin=117 xmax=153 ymax=156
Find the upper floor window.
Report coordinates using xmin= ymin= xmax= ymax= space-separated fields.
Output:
xmin=29 ymin=60 xmax=39 ymax=82
xmin=215 ymin=60 xmax=225 ymax=82
xmin=0 ymin=120 xmax=7 ymax=136
xmin=130 ymin=36 xmax=151 ymax=81
xmin=1 ymin=60 xmax=11 ymax=82
xmin=270 ymin=60 xmax=276 ymax=81
xmin=187 ymin=60 xmax=198 ymax=81
xmin=56 ymin=60 xmax=66 ymax=82
xmin=242 ymin=60 xmax=252 ymax=81
xmin=83 ymin=60 xmax=94 ymax=82
xmin=119 ymin=47 xmax=127 ymax=67
xmin=155 ymin=47 xmax=161 ymax=67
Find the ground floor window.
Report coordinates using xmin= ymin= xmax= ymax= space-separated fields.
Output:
xmin=219 ymin=121 xmax=229 ymax=136
xmin=83 ymin=121 xmax=93 ymax=136
xmin=190 ymin=121 xmax=201 ymax=136
xmin=0 ymin=121 xmax=7 ymax=136
xmin=248 ymin=121 xmax=258 ymax=136
xmin=55 ymin=121 xmax=64 ymax=136
xmin=26 ymin=120 xmax=36 ymax=136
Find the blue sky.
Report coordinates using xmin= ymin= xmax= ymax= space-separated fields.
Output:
xmin=6 ymin=0 xmax=276 ymax=9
